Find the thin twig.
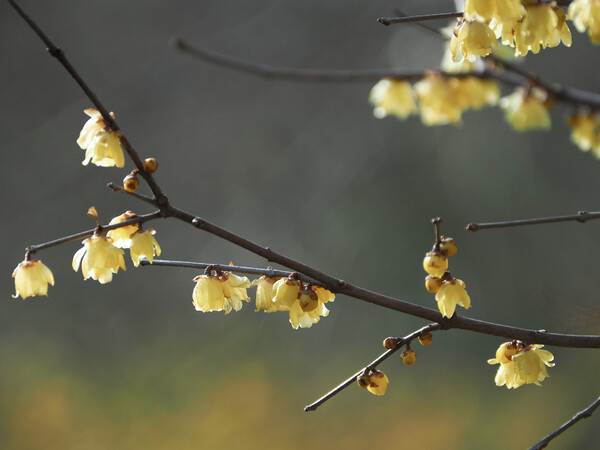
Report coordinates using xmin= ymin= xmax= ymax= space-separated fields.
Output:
xmin=529 ymin=395 xmax=600 ymax=450
xmin=467 ymin=211 xmax=600 ymax=232
xmin=378 ymin=12 xmax=462 ymax=26
xmin=107 ymin=182 xmax=159 ymax=208
xmin=25 ymin=211 xmax=162 ymax=254
xmin=304 ymin=323 xmax=442 ymax=411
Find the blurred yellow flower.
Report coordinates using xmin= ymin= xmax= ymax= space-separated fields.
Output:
xmin=456 ymin=78 xmax=500 ymax=109
xmin=129 ymin=229 xmax=161 ymax=267
xmin=450 ymin=20 xmax=497 ymax=62
xmin=107 ymin=211 xmax=139 ymax=248
xmin=500 ymin=89 xmax=551 ymax=131
xmin=12 ymin=259 xmax=55 ymax=299
xmin=435 ymin=279 xmax=471 ymax=318
xmin=251 ymin=276 xmax=278 ymax=312
xmin=568 ymin=113 xmax=599 ymax=153
xmin=569 ymin=0 xmax=600 ymax=44
xmin=367 ymin=370 xmax=389 ymax=396
xmin=273 ymin=279 xmax=334 ymax=329
xmin=192 ymin=271 xmax=251 ymax=314
xmin=488 ymin=342 xmax=554 ymax=388
xmin=77 ymin=109 xmax=125 ymax=168
xmin=414 ymin=75 xmax=465 ymax=125
xmin=72 ymin=235 xmax=126 ymax=284
xmin=369 ymin=79 xmax=417 ymax=119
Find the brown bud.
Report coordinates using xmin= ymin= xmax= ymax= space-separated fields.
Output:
xmin=356 ymin=374 xmax=370 ymax=389
xmin=439 ymin=236 xmax=458 ymax=257
xmin=123 ymin=173 xmax=139 ymax=192
xmin=401 ymin=348 xmax=417 ymax=366
xmin=425 ymin=275 xmax=444 ymax=293
xmin=418 ymin=332 xmax=433 ymax=346
xmin=383 ymin=337 xmax=399 ymax=350
xmin=143 ymin=157 xmax=159 ymax=174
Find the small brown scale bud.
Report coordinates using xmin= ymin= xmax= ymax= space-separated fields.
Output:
xmin=143 ymin=157 xmax=159 ymax=174
xmin=356 ymin=374 xmax=370 ymax=389
xmin=418 ymin=333 xmax=433 ymax=346
xmin=123 ymin=173 xmax=139 ymax=192
xmin=383 ymin=337 xmax=399 ymax=350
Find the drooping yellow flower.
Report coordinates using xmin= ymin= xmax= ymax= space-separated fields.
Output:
xmin=251 ymin=276 xmax=278 ymax=312
xmin=272 ymin=279 xmax=334 ymax=329
xmin=500 ymin=88 xmax=551 ymax=131
xmin=435 ymin=278 xmax=471 ymax=318
xmin=512 ymin=2 xmax=572 ymax=56
xmin=220 ymin=272 xmax=251 ymax=313
xmin=192 ymin=271 xmax=251 ymax=314
xmin=366 ymin=370 xmax=389 ymax=396
xmin=464 ymin=0 xmax=524 ymax=44
xmin=12 ymin=259 xmax=55 ymax=299
xmin=129 ymin=229 xmax=161 ymax=267
xmin=568 ymin=113 xmax=599 ymax=152
xmin=369 ymin=79 xmax=417 ymax=119
xmin=414 ymin=75 xmax=465 ymax=125
xmin=72 ymin=234 xmax=126 ymax=284
xmin=450 ymin=20 xmax=497 ymax=62
xmin=107 ymin=211 xmax=140 ymax=248
xmin=440 ymin=44 xmax=475 ymax=73
xmin=488 ymin=342 xmax=554 ymax=389
xmin=77 ymin=109 xmax=124 ymax=168
xmin=569 ymin=0 xmax=600 ymax=44
xmin=456 ymin=78 xmax=500 ymax=109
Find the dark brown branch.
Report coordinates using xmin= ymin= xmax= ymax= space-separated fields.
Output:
xmin=467 ymin=210 xmax=600 ymax=232
xmin=305 ymin=323 xmax=442 ymax=411
xmin=6 ymin=0 xmax=167 ymax=205
xmin=107 ymin=182 xmax=159 ymax=208
xmin=378 ymin=12 xmax=463 ymax=26
xmin=529 ymin=395 xmax=600 ymax=450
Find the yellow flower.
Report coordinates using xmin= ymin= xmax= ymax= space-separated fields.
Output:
xmin=12 ymin=259 xmax=55 ymax=299
xmin=488 ymin=342 xmax=554 ymax=389
xmin=369 ymin=79 xmax=417 ymax=119
xmin=568 ymin=113 xmax=599 ymax=152
xmin=500 ymin=89 xmax=551 ymax=131
xmin=72 ymin=235 xmax=126 ymax=284
xmin=251 ymin=276 xmax=278 ymax=312
xmin=367 ymin=370 xmax=389 ymax=396
xmin=569 ymin=0 xmax=600 ymax=44
xmin=107 ymin=211 xmax=140 ymax=248
xmin=435 ymin=279 xmax=471 ymax=318
xmin=77 ymin=109 xmax=124 ymax=168
xmin=272 ymin=279 xmax=334 ymax=329
xmin=129 ymin=229 xmax=161 ymax=267
xmin=440 ymin=44 xmax=475 ymax=74
xmin=192 ymin=271 xmax=251 ymax=314
xmin=456 ymin=78 xmax=500 ymax=109
xmin=512 ymin=2 xmax=572 ymax=56
xmin=464 ymin=0 xmax=524 ymax=44
xmin=450 ymin=20 xmax=497 ymax=62
xmin=414 ymin=75 xmax=466 ymax=125
xmin=423 ymin=251 xmax=448 ymax=278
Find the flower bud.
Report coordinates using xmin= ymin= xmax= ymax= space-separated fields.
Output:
xmin=383 ymin=337 xmax=399 ymax=350
xmin=439 ymin=237 xmax=458 ymax=257
xmin=401 ymin=348 xmax=417 ymax=366
xmin=418 ymin=333 xmax=433 ymax=346
xmin=425 ymin=275 xmax=444 ymax=293
xmin=356 ymin=374 xmax=370 ymax=389
xmin=123 ymin=173 xmax=139 ymax=192
xmin=423 ymin=251 xmax=448 ymax=277
xmin=143 ymin=157 xmax=159 ymax=173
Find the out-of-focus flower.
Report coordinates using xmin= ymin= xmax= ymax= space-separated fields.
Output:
xmin=12 ymin=259 xmax=55 ymax=299
xmin=272 ymin=278 xmax=334 ymax=329
xmin=569 ymin=0 xmax=600 ymax=44
xmin=500 ymin=88 xmax=551 ymax=131
xmin=464 ymin=0 xmax=524 ymax=44
xmin=129 ymin=229 xmax=161 ymax=267
xmin=441 ymin=44 xmax=475 ymax=73
xmin=450 ymin=20 xmax=497 ymax=62
xmin=107 ymin=211 xmax=139 ymax=248
xmin=369 ymin=79 xmax=418 ymax=119
xmin=72 ymin=234 xmax=126 ymax=284
xmin=456 ymin=78 xmax=500 ymax=109
xmin=77 ymin=109 xmax=124 ymax=168
xmin=251 ymin=276 xmax=278 ymax=312
xmin=568 ymin=112 xmax=600 ymax=153
xmin=512 ymin=2 xmax=572 ymax=56
xmin=192 ymin=271 xmax=251 ymax=314
xmin=414 ymin=75 xmax=466 ymax=125
xmin=366 ymin=370 xmax=389 ymax=396
xmin=488 ymin=342 xmax=554 ymax=388
xmin=435 ymin=278 xmax=471 ymax=318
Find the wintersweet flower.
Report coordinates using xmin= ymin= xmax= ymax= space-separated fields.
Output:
xmin=450 ymin=20 xmax=497 ymax=62
xmin=220 ymin=272 xmax=251 ymax=313
xmin=500 ymin=89 xmax=551 ymax=131
xmin=129 ymin=229 xmax=161 ymax=267
xmin=369 ymin=79 xmax=417 ymax=119
xmin=512 ymin=2 xmax=572 ymax=56
xmin=367 ymin=370 xmax=389 ymax=396
xmin=272 ymin=278 xmax=334 ymax=329
xmin=192 ymin=271 xmax=251 ymax=314
xmin=434 ymin=278 xmax=471 ymax=318
xmin=568 ymin=113 xmax=599 ymax=152
xmin=464 ymin=0 xmax=524 ymax=44
xmin=251 ymin=276 xmax=279 ymax=312
xmin=440 ymin=44 xmax=475 ymax=73
xmin=107 ymin=211 xmax=139 ymax=248
xmin=569 ymin=0 xmax=600 ymax=44
xmin=72 ymin=234 xmax=126 ymax=284
xmin=456 ymin=78 xmax=500 ymax=110
xmin=77 ymin=109 xmax=124 ymax=168
xmin=12 ymin=259 xmax=55 ymax=299
xmin=488 ymin=342 xmax=554 ymax=388
xmin=414 ymin=75 xmax=466 ymax=125
xmin=487 ymin=341 xmax=522 ymax=389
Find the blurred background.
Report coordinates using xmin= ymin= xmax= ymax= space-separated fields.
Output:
xmin=1 ymin=1 xmax=599 ymax=448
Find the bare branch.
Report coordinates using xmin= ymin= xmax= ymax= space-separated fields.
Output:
xmin=529 ymin=395 xmax=600 ymax=450
xmin=467 ymin=211 xmax=600 ymax=232
xmin=378 ymin=12 xmax=462 ymax=26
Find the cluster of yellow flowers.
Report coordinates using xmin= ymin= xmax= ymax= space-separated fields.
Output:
xmin=569 ymin=0 xmax=600 ymax=43
xmin=488 ymin=341 xmax=555 ymax=388
xmin=77 ymin=109 xmax=125 ymax=168
xmin=500 ymin=87 xmax=551 ymax=131
xmin=193 ymin=273 xmax=335 ymax=329
xmin=568 ymin=112 xmax=600 ymax=155
xmin=423 ymin=236 xmax=471 ymax=318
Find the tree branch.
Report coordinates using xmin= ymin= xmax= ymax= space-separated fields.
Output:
xmin=529 ymin=395 xmax=600 ymax=450
xmin=378 ymin=12 xmax=462 ymax=27
xmin=467 ymin=210 xmax=600 ymax=232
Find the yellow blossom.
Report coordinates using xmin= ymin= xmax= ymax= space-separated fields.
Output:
xmin=500 ymin=89 xmax=551 ymax=131
xmin=272 ymin=279 xmax=334 ymax=329
xmin=488 ymin=342 xmax=554 ymax=389
xmin=220 ymin=272 xmax=251 ymax=313
xmin=251 ymin=276 xmax=278 ymax=312
xmin=129 ymin=229 xmax=161 ymax=267
xmin=440 ymin=44 xmax=475 ymax=73
xmin=569 ymin=0 xmax=600 ymax=44
xmin=450 ymin=20 xmax=497 ymax=62
xmin=192 ymin=271 xmax=251 ymax=314
xmin=568 ymin=113 xmax=599 ymax=152
xmin=414 ymin=75 xmax=466 ymax=125
xmin=369 ymin=79 xmax=417 ymax=119
xmin=464 ymin=0 xmax=524 ymax=44
xmin=456 ymin=78 xmax=500 ymax=109
xmin=512 ymin=2 xmax=572 ymax=56
xmin=72 ymin=234 xmax=126 ymax=284
xmin=367 ymin=370 xmax=389 ymax=396
xmin=12 ymin=259 xmax=55 ymax=299
xmin=77 ymin=109 xmax=125 ymax=168
xmin=435 ymin=279 xmax=471 ymax=318
xmin=107 ymin=211 xmax=140 ymax=248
